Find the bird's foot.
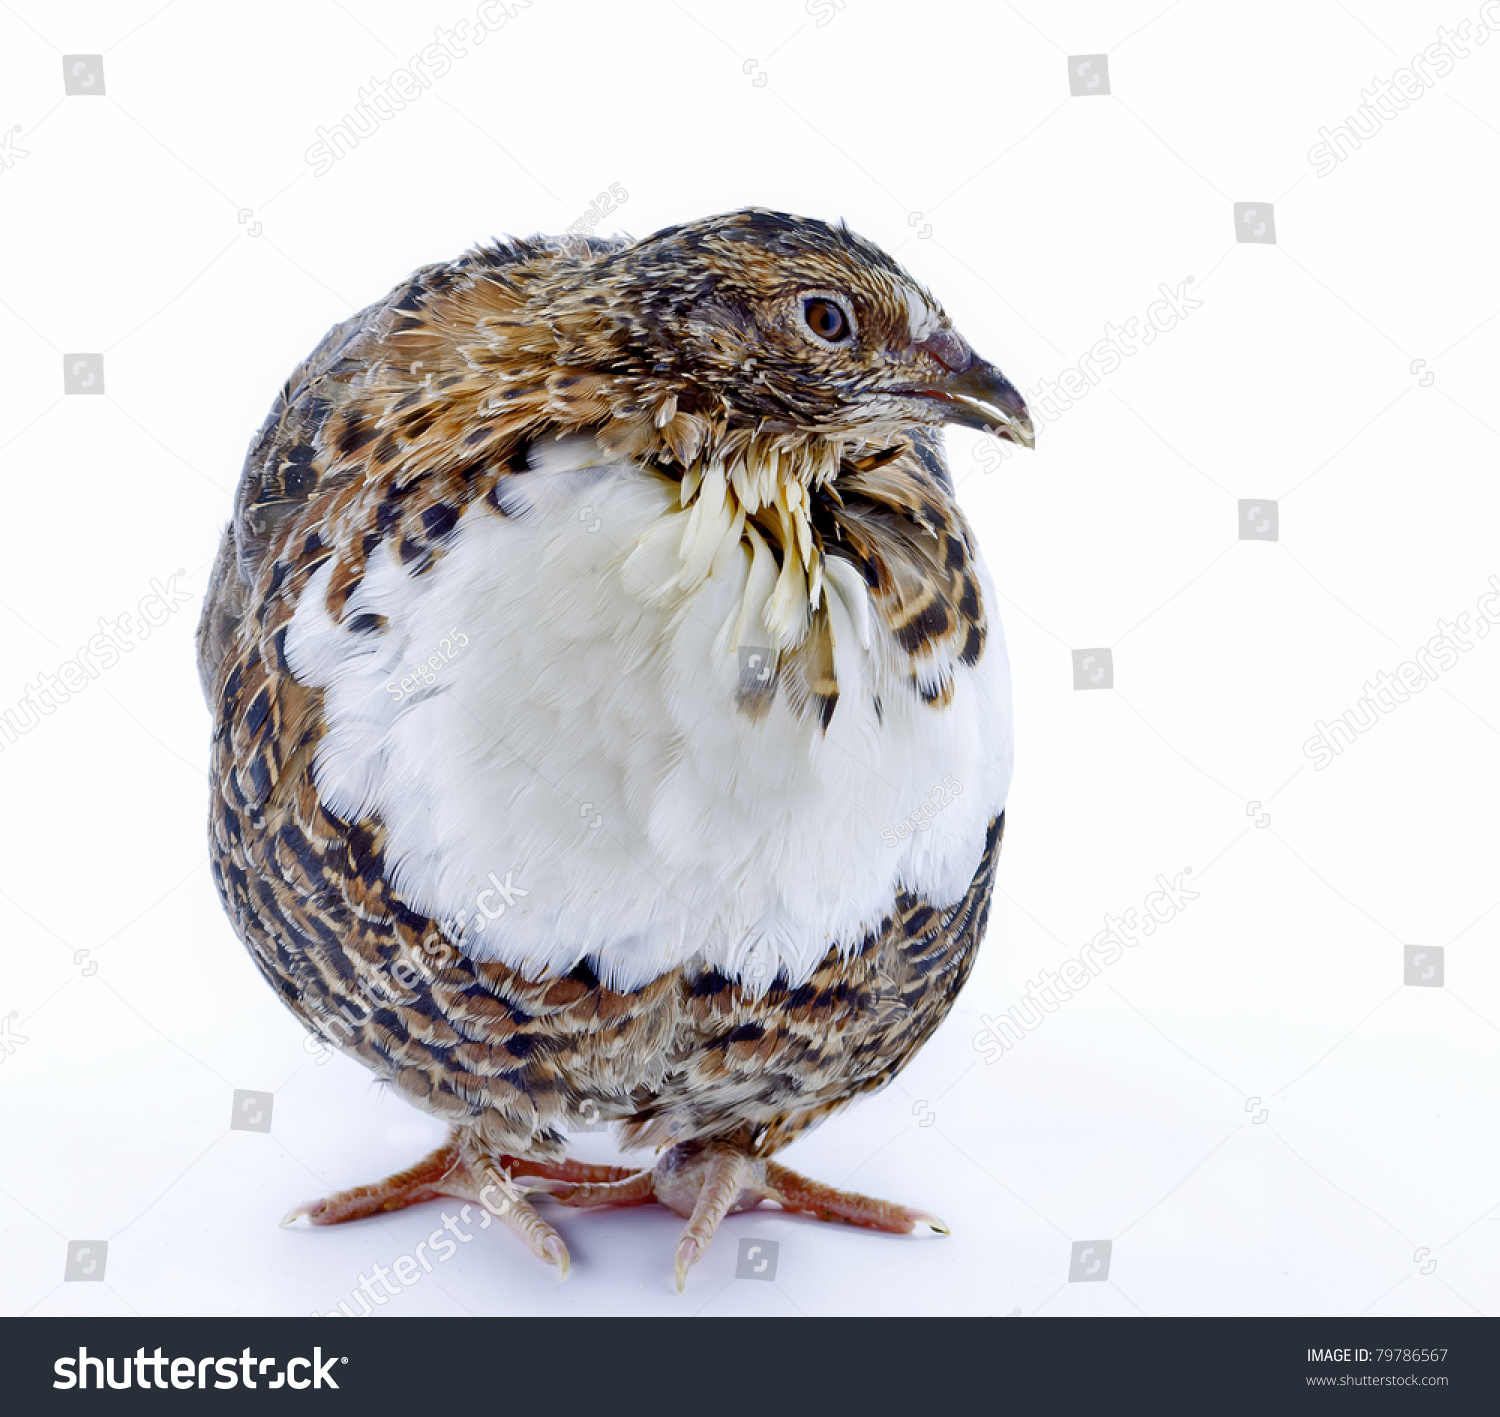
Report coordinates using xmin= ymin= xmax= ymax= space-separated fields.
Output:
xmin=541 ymin=1141 xmax=949 ymax=1291
xmin=279 ymin=1134 xmax=635 ymax=1280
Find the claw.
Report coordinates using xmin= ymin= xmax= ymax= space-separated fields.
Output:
xmin=279 ymin=1201 xmax=320 ymax=1228
xmin=909 ymin=1209 xmax=950 ymax=1235
xmin=674 ymin=1236 xmax=701 ymax=1293
xmin=524 ymin=1177 xmax=575 ymax=1200
xmin=542 ymin=1233 xmax=571 ymax=1280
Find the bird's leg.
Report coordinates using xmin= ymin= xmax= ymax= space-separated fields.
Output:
xmin=670 ymin=1148 xmax=757 ymax=1292
xmin=279 ymin=1135 xmax=467 ymax=1226
xmin=760 ymin=1158 xmax=948 ymax=1235
xmin=494 ymin=1153 xmax=640 ymax=1186
xmin=543 ymin=1141 xmax=948 ymax=1291
xmin=281 ymin=1135 xmax=946 ymax=1288
xmin=279 ymin=1129 xmax=628 ymax=1278
xmin=532 ymin=1169 xmax=658 ymax=1208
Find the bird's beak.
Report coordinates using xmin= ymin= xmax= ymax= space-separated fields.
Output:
xmin=909 ymin=334 xmax=1035 ymax=448
xmin=939 ymin=357 xmax=1035 ymax=448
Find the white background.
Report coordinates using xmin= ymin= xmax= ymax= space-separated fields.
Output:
xmin=1 ymin=0 xmax=1498 ymax=1319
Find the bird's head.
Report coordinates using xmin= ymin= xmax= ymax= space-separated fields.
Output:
xmin=360 ymin=211 xmax=1032 ymax=653
xmin=471 ymin=209 xmax=1036 ymax=649
xmin=547 ymin=209 xmax=1033 ymax=462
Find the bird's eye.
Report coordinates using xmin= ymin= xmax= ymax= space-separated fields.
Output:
xmin=803 ymin=297 xmax=851 ymax=343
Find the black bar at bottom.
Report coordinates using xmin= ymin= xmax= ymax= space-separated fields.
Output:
xmin=3 ymin=1317 xmax=1488 ymax=1412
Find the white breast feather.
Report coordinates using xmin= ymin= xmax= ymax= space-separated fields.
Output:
xmin=284 ymin=440 xmax=1013 ymax=994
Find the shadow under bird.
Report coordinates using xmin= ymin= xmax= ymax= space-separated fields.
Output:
xmin=198 ymin=208 xmax=1033 ymax=1290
